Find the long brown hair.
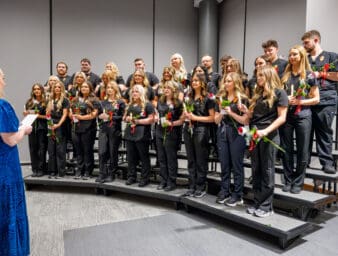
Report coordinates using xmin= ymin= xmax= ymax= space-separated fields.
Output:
xmin=249 ymin=66 xmax=282 ymax=111
xmin=26 ymin=83 xmax=47 ymax=109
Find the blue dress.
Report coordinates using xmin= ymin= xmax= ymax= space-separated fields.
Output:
xmin=0 ymin=99 xmax=30 ymax=256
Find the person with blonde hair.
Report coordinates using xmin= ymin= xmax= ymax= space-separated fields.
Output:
xmin=96 ymin=81 xmax=126 ymax=183
xmin=170 ymin=53 xmax=188 ymax=83
xmin=105 ymin=61 xmax=126 ymax=92
xmin=123 ymin=84 xmax=155 ymax=187
xmin=224 ymin=58 xmax=249 ymax=96
xmin=240 ymin=65 xmax=288 ymax=217
xmin=155 ymin=81 xmax=184 ymax=191
xmin=23 ymin=83 xmax=48 ymax=177
xmin=46 ymin=80 xmax=70 ymax=178
xmin=280 ymin=45 xmax=319 ymax=193
xmin=214 ymin=72 xmax=249 ymax=205
xmin=124 ymin=69 xmax=155 ymax=102
xmin=0 ymin=68 xmax=32 ymax=255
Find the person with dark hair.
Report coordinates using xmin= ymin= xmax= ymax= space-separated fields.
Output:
xmin=69 ymin=81 xmax=99 ymax=179
xmin=262 ymin=39 xmax=288 ymax=78
xmin=183 ymin=71 xmax=216 ymax=198
xmin=96 ymin=81 xmax=125 ymax=183
xmin=193 ymin=65 xmax=217 ymax=95
xmin=280 ymin=45 xmax=319 ymax=193
xmin=0 ymin=68 xmax=32 ymax=256
xmin=56 ymin=61 xmax=72 ymax=90
xmin=247 ymin=55 xmax=271 ymax=98
xmin=302 ymin=30 xmax=338 ymax=174
xmin=46 ymin=81 xmax=70 ymax=178
xmin=219 ymin=54 xmax=233 ymax=77
xmin=70 ymin=58 xmax=101 ymax=90
xmin=123 ymin=85 xmax=155 ymax=187
xmin=155 ymin=81 xmax=183 ymax=191
xmin=240 ymin=66 xmax=288 ymax=217
xmin=23 ymin=83 xmax=48 ymax=177
xmin=125 ymin=58 xmax=159 ymax=89
xmin=201 ymin=55 xmax=221 ymax=89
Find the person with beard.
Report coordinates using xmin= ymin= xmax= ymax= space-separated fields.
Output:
xmin=302 ymin=30 xmax=338 ymax=174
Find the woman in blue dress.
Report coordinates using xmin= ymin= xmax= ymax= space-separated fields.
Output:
xmin=0 ymin=68 xmax=32 ymax=255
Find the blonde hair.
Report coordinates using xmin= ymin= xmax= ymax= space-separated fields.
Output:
xmin=249 ymin=66 xmax=282 ymax=111
xmin=281 ymin=45 xmax=312 ymax=85
xmin=105 ymin=81 xmax=121 ymax=100
xmin=72 ymin=71 xmax=87 ymax=89
xmin=105 ymin=61 xmax=120 ymax=78
xmin=217 ymin=72 xmax=247 ymax=100
xmin=128 ymin=84 xmax=146 ymax=113
xmin=159 ymin=80 xmax=180 ymax=107
xmin=170 ymin=53 xmax=187 ymax=80
xmin=47 ymin=81 xmax=67 ymax=113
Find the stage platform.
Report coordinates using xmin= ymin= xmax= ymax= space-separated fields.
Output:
xmin=24 ymin=174 xmax=314 ymax=248
xmin=181 ymin=194 xmax=311 ymax=249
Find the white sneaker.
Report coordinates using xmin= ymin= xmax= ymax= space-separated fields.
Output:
xmin=247 ymin=206 xmax=256 ymax=215
xmin=254 ymin=209 xmax=274 ymax=217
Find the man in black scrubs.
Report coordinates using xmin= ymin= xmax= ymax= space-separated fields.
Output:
xmin=262 ymin=39 xmax=287 ymax=78
xmin=302 ymin=30 xmax=338 ymax=174
xmin=71 ymin=58 xmax=101 ymax=90
xmin=56 ymin=61 xmax=72 ymax=91
xmin=201 ymin=55 xmax=221 ymax=89
xmin=125 ymin=58 xmax=159 ymax=89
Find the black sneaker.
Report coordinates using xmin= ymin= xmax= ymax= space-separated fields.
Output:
xmin=216 ymin=194 xmax=230 ymax=204
xmin=125 ymin=178 xmax=136 ymax=185
xmin=95 ymin=176 xmax=105 ymax=183
xmin=225 ymin=197 xmax=243 ymax=207
xmin=193 ymin=190 xmax=206 ymax=198
xmin=323 ymin=165 xmax=336 ymax=174
xmin=164 ymin=185 xmax=176 ymax=192
xmin=138 ymin=180 xmax=149 ymax=187
xmin=157 ymin=183 xmax=166 ymax=190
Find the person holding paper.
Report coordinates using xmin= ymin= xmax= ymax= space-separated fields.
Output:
xmin=0 ymin=68 xmax=32 ymax=256
xmin=280 ymin=45 xmax=319 ymax=193
xmin=23 ymin=83 xmax=48 ymax=177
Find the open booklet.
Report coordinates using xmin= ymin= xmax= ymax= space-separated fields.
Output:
xmin=19 ymin=114 xmax=38 ymax=128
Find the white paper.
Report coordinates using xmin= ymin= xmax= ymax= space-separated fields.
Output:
xmin=21 ymin=114 xmax=38 ymax=127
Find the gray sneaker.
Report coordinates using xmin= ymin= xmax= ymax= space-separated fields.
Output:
xmin=225 ymin=197 xmax=243 ymax=207
xmin=254 ymin=209 xmax=274 ymax=218
xmin=247 ymin=206 xmax=256 ymax=215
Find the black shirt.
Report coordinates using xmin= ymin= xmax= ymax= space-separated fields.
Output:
xmin=272 ymin=58 xmax=288 ymax=78
xmin=284 ymin=71 xmax=317 ymax=117
xmin=25 ymin=100 xmax=47 ymax=130
xmin=155 ymin=100 xmax=183 ymax=138
xmin=98 ymin=99 xmax=126 ymax=133
xmin=125 ymin=71 xmax=159 ymax=87
xmin=50 ymin=98 xmax=70 ymax=123
xmin=71 ymin=97 xmax=99 ymax=133
xmin=251 ymin=89 xmax=288 ymax=130
xmin=308 ymin=51 xmax=338 ymax=106
xmin=124 ymin=102 xmax=155 ymax=141
xmin=185 ymin=96 xmax=215 ymax=127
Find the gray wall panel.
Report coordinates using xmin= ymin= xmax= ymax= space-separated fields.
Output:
xmin=306 ymin=0 xmax=338 ymax=53
xmin=52 ymin=0 xmax=154 ymax=79
xmin=0 ymin=0 xmax=50 ymax=161
xmin=245 ymin=0 xmax=306 ymax=76
xmin=218 ymin=0 xmax=246 ymax=71
xmin=154 ymin=0 xmax=198 ymax=75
